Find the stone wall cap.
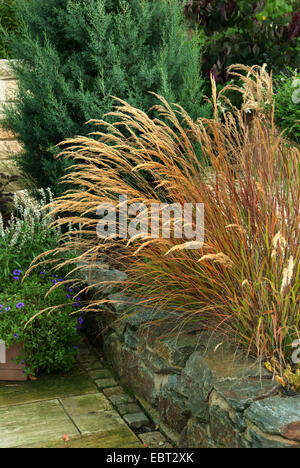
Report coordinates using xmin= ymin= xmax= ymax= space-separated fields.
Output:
xmin=245 ymin=396 xmax=300 ymax=436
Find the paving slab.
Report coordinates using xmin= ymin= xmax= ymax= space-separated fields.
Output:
xmin=61 ymin=393 xmax=127 ymax=435
xmin=0 ymin=366 xmax=97 ymax=407
xmin=0 ymin=399 xmax=79 ymax=448
xmin=23 ymin=427 xmax=143 ymax=448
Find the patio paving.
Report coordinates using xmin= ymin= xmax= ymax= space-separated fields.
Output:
xmin=0 ymin=349 xmax=143 ymax=448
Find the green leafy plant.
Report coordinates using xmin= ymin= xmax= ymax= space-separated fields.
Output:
xmin=0 ymin=275 xmax=81 ymax=376
xmin=257 ymin=0 xmax=293 ymax=20
xmin=4 ymin=0 xmax=210 ymax=195
xmin=35 ymin=65 xmax=299 ymax=387
xmin=183 ymin=0 xmax=300 ymax=85
xmin=273 ymin=68 xmax=300 ymax=143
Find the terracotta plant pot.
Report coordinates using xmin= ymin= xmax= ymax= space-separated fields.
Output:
xmin=0 ymin=341 xmax=27 ymax=381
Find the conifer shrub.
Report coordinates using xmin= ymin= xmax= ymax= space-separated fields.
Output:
xmin=3 ymin=0 xmax=209 ymax=195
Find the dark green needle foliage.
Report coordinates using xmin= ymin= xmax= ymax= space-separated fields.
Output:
xmin=3 ymin=0 xmax=210 ymax=195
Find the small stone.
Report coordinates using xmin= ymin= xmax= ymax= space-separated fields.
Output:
xmin=94 ymin=378 xmax=118 ymax=390
xmin=139 ymin=431 xmax=171 ymax=448
xmin=123 ymin=412 xmax=149 ymax=429
xmin=283 ymin=422 xmax=300 ymax=442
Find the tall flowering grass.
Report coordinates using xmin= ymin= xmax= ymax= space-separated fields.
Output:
xmin=29 ymin=65 xmax=299 ymax=379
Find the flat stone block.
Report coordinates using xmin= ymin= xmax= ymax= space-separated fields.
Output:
xmin=123 ymin=412 xmax=150 ymax=429
xmin=245 ymin=396 xmax=300 ymax=438
xmin=214 ymin=379 xmax=276 ymax=412
xmin=0 ymin=139 xmax=22 ymax=160
xmin=5 ymin=80 xmax=18 ymax=100
xmin=95 ymin=378 xmax=118 ymax=389
xmin=117 ymin=403 xmax=142 ymax=416
xmin=61 ymin=393 xmax=126 ymax=435
xmin=88 ymin=369 xmax=113 ymax=380
xmin=0 ymin=126 xmax=15 ymax=140
xmin=0 ymin=399 xmax=79 ymax=448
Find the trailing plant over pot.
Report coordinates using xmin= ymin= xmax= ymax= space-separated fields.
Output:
xmin=0 ymin=273 xmax=81 ymax=377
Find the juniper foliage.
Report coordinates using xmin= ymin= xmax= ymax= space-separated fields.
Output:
xmin=4 ymin=0 xmax=210 ymax=194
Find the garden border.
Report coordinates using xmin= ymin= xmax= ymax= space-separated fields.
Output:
xmin=82 ymin=263 xmax=300 ymax=448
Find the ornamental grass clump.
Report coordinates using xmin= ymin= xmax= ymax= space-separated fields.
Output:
xmin=29 ymin=65 xmax=299 ymax=387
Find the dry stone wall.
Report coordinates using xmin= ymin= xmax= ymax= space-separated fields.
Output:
xmin=81 ymin=264 xmax=300 ymax=449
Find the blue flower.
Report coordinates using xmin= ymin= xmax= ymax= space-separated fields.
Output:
xmin=5 ymin=307 xmax=11 ymax=311
xmin=14 ymin=276 xmax=19 ymax=281
xmin=0 ymin=305 xmax=3 ymax=309
xmin=14 ymin=333 xmax=18 ymax=339
xmin=13 ymin=269 xmax=21 ymax=276
xmin=16 ymin=302 xmax=25 ymax=309
xmin=77 ymin=317 xmax=84 ymax=325
xmin=39 ymin=271 xmax=46 ymax=275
